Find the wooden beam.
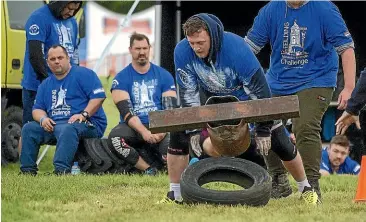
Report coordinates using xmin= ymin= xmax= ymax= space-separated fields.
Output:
xmin=149 ymin=95 xmax=300 ymax=133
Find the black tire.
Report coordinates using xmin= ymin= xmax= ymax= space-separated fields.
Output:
xmin=180 ymin=157 xmax=272 ymax=206
xmin=1 ymin=106 xmax=22 ymax=162
xmin=83 ymin=138 xmax=113 ymax=174
xmin=83 ymin=138 xmax=103 ymax=165
xmin=74 ymin=143 xmax=93 ymax=172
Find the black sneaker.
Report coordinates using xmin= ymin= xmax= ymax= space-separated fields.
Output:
xmin=156 ymin=191 xmax=183 ymax=204
xmin=271 ymin=173 xmax=292 ymax=199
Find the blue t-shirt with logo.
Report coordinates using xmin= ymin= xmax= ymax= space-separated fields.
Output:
xmin=174 ymin=32 xmax=260 ymax=107
xmin=245 ymin=1 xmax=354 ymax=95
xmin=111 ymin=63 xmax=176 ymax=124
xmin=320 ymin=148 xmax=360 ymax=175
xmin=22 ymin=5 xmax=79 ymax=91
xmin=33 ymin=66 xmax=107 ymax=137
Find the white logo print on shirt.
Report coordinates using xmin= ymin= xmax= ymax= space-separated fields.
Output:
xmin=281 ymin=20 xmax=309 ymax=68
xmin=132 ymin=80 xmax=158 ymax=116
xmin=51 ymin=85 xmax=71 ymax=117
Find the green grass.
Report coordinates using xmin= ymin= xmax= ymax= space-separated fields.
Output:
xmin=2 ymin=77 xmax=366 ymax=222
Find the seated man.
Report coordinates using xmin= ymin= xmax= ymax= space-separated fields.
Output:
xmin=20 ymin=45 xmax=107 ymax=175
xmin=107 ymin=33 xmax=177 ymax=175
xmin=320 ymin=135 xmax=360 ymax=175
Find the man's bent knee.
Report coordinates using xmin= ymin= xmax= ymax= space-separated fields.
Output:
xmin=108 ymin=135 xmax=140 ymax=165
xmin=271 ymin=125 xmax=298 ymax=161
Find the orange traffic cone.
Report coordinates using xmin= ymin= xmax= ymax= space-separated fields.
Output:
xmin=354 ymin=155 xmax=366 ymax=202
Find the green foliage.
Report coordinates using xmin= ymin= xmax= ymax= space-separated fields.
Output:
xmin=95 ymin=1 xmax=156 ymax=14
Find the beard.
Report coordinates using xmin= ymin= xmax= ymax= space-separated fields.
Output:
xmin=136 ymin=55 xmax=148 ymax=66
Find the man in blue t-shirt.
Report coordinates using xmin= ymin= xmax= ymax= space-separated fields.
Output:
xmin=320 ymin=135 xmax=360 ymax=175
xmin=22 ymin=1 xmax=82 ymax=126
xmin=245 ymin=0 xmax=356 ymax=199
xmin=107 ymin=33 xmax=177 ymax=176
xmin=158 ymin=13 xmax=319 ymax=205
xmin=20 ymin=45 xmax=107 ymax=175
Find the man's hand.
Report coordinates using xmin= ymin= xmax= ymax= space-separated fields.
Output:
xmin=68 ymin=114 xmax=86 ymax=124
xmin=335 ymin=111 xmax=361 ymax=135
xmin=255 ymin=136 xmax=271 ymax=156
xmin=41 ymin=117 xmax=56 ymax=132
xmin=141 ymin=130 xmax=157 ymax=144
xmin=337 ymin=88 xmax=353 ymax=110
xmin=152 ymin=133 xmax=166 ymax=143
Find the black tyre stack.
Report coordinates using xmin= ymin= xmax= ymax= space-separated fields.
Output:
xmin=75 ymin=138 xmax=165 ymax=174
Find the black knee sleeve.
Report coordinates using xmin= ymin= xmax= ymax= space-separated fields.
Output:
xmin=168 ymin=131 xmax=190 ymax=155
xmin=108 ymin=135 xmax=140 ymax=166
xmin=271 ymin=125 xmax=298 ymax=161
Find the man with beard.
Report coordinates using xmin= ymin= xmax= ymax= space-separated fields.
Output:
xmin=20 ymin=1 xmax=82 ymax=153
xmin=107 ymin=33 xmax=177 ymax=176
xmin=320 ymin=135 xmax=360 ymax=175
xmin=20 ymin=45 xmax=107 ymax=175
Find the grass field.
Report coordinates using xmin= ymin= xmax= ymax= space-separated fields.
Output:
xmin=2 ymin=78 xmax=366 ymax=222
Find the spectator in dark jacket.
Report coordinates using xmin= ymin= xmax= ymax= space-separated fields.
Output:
xmin=336 ymin=68 xmax=366 ymax=135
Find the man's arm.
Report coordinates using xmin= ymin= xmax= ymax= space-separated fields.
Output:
xmin=174 ymin=44 xmax=200 ymax=108
xmin=244 ymin=4 xmax=270 ymax=54
xmin=151 ymin=90 xmax=178 ymax=142
xmin=29 ymin=40 xmax=48 ymax=81
xmin=323 ymin=3 xmax=356 ymax=110
xmin=32 ymin=108 xmax=55 ymax=132
xmin=338 ymin=48 xmax=356 ymax=110
xmin=335 ymin=68 xmax=366 ymax=135
xmin=32 ymin=109 xmax=47 ymax=123
xmin=319 ymin=169 xmax=330 ymax=176
xmin=346 ymin=69 xmax=366 ymax=115
xmin=83 ymin=98 xmax=105 ymax=117
xmin=111 ymin=89 xmax=151 ymax=138
xmin=243 ymin=68 xmax=273 ymax=136
xmin=69 ymin=98 xmax=105 ymax=124
xmin=243 ymin=68 xmax=273 ymax=155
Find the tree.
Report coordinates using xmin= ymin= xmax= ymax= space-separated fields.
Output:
xmin=95 ymin=1 xmax=156 ymax=14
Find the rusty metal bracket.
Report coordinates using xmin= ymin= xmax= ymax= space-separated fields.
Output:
xmin=149 ymin=95 xmax=300 ymax=133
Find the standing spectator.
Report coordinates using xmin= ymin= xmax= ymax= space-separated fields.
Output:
xmin=336 ymin=67 xmax=366 ymax=134
xmin=245 ymin=0 xmax=356 ymax=200
xmin=20 ymin=45 xmax=107 ymax=175
xmin=107 ymin=33 xmax=177 ymax=176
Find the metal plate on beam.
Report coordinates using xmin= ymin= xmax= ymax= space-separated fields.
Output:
xmin=149 ymin=95 xmax=300 ymax=133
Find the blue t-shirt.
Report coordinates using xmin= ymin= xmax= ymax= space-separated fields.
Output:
xmin=22 ymin=5 xmax=79 ymax=91
xmin=33 ymin=66 xmax=107 ymax=137
xmin=245 ymin=1 xmax=354 ymax=95
xmin=175 ymin=32 xmax=261 ymax=107
xmin=111 ymin=63 xmax=176 ymax=124
xmin=320 ymin=148 xmax=360 ymax=175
